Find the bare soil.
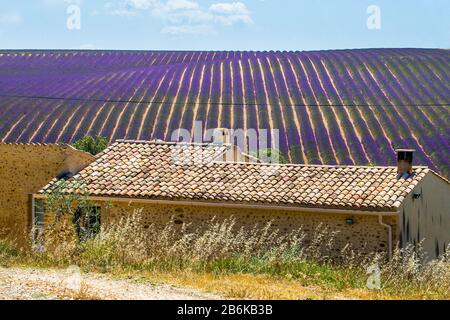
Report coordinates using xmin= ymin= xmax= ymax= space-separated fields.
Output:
xmin=0 ymin=267 xmax=221 ymax=300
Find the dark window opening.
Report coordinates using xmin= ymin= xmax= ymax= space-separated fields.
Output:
xmin=73 ymin=206 xmax=101 ymax=241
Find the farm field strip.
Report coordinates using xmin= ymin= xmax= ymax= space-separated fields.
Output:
xmin=0 ymin=49 xmax=448 ymax=178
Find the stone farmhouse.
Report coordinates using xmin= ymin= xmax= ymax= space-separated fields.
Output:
xmin=0 ymin=139 xmax=441 ymax=260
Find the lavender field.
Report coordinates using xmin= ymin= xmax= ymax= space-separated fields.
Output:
xmin=0 ymin=49 xmax=448 ymax=177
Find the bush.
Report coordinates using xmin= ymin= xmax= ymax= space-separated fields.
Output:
xmin=251 ymin=148 xmax=287 ymax=164
xmin=0 ymin=238 xmax=19 ymax=260
xmin=72 ymin=136 xmax=109 ymax=156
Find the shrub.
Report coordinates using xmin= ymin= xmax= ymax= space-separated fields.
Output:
xmin=72 ymin=136 xmax=109 ymax=156
xmin=0 ymin=238 xmax=19 ymax=260
xmin=251 ymin=148 xmax=287 ymax=164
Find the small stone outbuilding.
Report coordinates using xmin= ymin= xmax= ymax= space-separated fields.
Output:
xmin=34 ymin=140 xmax=450 ymax=259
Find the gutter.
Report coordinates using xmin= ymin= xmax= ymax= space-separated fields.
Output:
xmin=378 ymin=214 xmax=393 ymax=259
xmin=33 ymin=194 xmax=399 ymax=217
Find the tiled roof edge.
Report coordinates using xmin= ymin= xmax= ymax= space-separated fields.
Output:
xmin=209 ymin=160 xmax=430 ymax=171
xmin=0 ymin=142 xmax=69 ymax=147
xmin=114 ymin=139 xmax=233 ymax=148
xmin=33 ymin=193 xmax=400 ymax=213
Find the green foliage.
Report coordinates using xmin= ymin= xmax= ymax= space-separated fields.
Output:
xmin=44 ymin=180 xmax=100 ymax=242
xmin=252 ymin=148 xmax=287 ymax=164
xmin=72 ymin=136 xmax=109 ymax=156
xmin=0 ymin=238 xmax=18 ymax=260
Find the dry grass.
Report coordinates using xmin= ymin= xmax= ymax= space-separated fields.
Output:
xmin=106 ymin=269 xmax=444 ymax=300
xmin=62 ymin=282 xmax=102 ymax=300
xmin=118 ymin=270 xmax=348 ymax=300
xmin=1 ymin=211 xmax=449 ymax=300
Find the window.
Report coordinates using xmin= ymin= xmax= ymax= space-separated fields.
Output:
xmin=33 ymin=199 xmax=45 ymax=227
xmin=73 ymin=206 xmax=101 ymax=240
xmin=32 ymin=198 xmax=45 ymax=249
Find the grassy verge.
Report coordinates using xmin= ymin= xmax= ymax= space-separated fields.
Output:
xmin=1 ymin=213 xmax=449 ymax=300
xmin=108 ymin=269 xmax=418 ymax=300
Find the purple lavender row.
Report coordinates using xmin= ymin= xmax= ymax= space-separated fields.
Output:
xmin=259 ymin=55 xmax=292 ymax=157
xmin=359 ymin=50 xmax=444 ymax=169
xmin=288 ymin=53 xmax=337 ymax=164
xmin=339 ymin=50 xmax=405 ymax=165
xmin=270 ymin=54 xmax=304 ymax=163
xmin=320 ymin=51 xmax=374 ymax=165
xmin=307 ymin=52 xmax=354 ymax=164
xmin=374 ymin=51 xmax=450 ymax=160
xmin=0 ymin=55 xmax=101 ymax=143
xmin=277 ymin=54 xmax=320 ymax=163
xmin=340 ymin=51 xmax=407 ymax=164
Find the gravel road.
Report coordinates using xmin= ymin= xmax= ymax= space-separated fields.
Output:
xmin=0 ymin=267 xmax=221 ymax=300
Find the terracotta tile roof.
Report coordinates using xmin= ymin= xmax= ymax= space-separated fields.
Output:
xmin=40 ymin=140 xmax=432 ymax=212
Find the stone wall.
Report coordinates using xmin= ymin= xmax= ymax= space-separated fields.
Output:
xmin=99 ymin=200 xmax=399 ymax=256
xmin=0 ymin=144 xmax=94 ymax=243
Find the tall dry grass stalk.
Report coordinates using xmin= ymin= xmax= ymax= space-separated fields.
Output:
xmin=2 ymin=210 xmax=449 ymax=299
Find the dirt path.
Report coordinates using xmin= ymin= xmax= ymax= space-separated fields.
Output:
xmin=0 ymin=267 xmax=221 ymax=300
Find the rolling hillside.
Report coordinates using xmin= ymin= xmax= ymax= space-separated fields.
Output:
xmin=0 ymin=49 xmax=448 ymax=177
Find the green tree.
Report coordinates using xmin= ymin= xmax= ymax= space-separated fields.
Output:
xmin=72 ymin=136 xmax=109 ymax=156
xmin=252 ymin=148 xmax=287 ymax=164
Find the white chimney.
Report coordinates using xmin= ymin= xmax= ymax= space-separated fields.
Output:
xmin=212 ymin=128 xmax=244 ymax=162
xmin=212 ymin=128 xmax=231 ymax=145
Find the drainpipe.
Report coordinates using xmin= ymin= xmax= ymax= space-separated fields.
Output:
xmin=378 ymin=214 xmax=392 ymax=259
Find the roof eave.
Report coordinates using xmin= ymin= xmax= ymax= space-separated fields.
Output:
xmin=32 ymin=193 xmax=400 ymax=216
